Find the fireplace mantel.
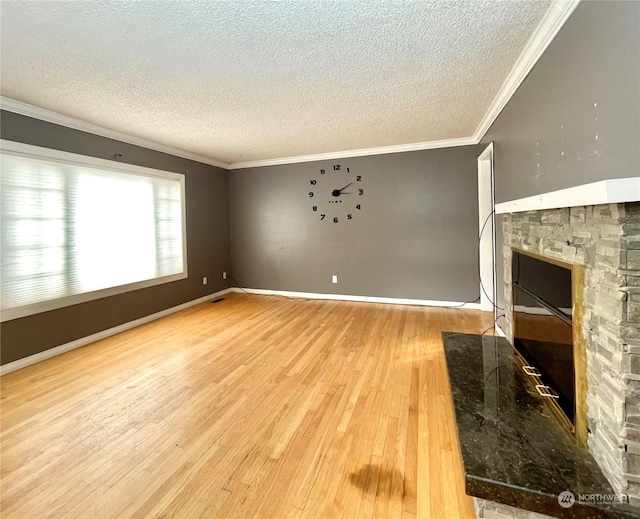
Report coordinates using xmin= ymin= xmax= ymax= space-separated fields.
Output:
xmin=495 ymin=177 xmax=640 ymax=214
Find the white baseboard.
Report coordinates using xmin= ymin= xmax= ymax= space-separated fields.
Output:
xmin=230 ymin=287 xmax=481 ymax=310
xmin=1 ymin=287 xmax=480 ymax=376
xmin=0 ymin=288 xmax=234 ymax=376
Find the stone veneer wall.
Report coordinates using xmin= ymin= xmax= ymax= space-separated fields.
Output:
xmin=502 ymin=202 xmax=640 ymax=505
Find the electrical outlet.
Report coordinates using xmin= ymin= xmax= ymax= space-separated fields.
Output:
xmin=332 ymin=275 xmax=338 ymax=284
xmin=202 ymin=276 xmax=208 ymax=285
xmin=223 ymin=272 xmax=227 ymax=280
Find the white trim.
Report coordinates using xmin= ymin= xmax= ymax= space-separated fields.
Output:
xmin=0 ymin=1 xmax=578 ymax=169
xmin=1 ymin=273 xmax=188 ymax=322
xmin=229 ymin=287 xmax=481 ymax=310
xmin=477 ymin=142 xmax=494 ymax=161
xmin=0 ymin=97 xmax=230 ymax=170
xmin=0 ymin=289 xmax=234 ymax=376
xmin=1 ymin=138 xmax=186 ymax=180
xmin=472 ymin=0 xmax=581 ymax=142
xmin=227 ymin=137 xmax=478 ymax=170
xmin=477 ymin=143 xmax=496 ymax=313
xmin=0 ymin=139 xmax=189 ymax=322
xmin=495 ymin=324 xmax=506 ymax=338
xmin=495 ymin=178 xmax=640 ymax=214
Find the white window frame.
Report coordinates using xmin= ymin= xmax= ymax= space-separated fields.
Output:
xmin=0 ymin=139 xmax=188 ymax=322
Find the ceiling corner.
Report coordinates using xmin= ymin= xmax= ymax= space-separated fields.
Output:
xmin=472 ymin=0 xmax=581 ymax=142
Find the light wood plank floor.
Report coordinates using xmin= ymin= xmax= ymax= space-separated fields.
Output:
xmin=1 ymin=293 xmax=493 ymax=518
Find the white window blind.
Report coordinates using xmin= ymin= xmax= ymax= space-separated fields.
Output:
xmin=1 ymin=140 xmax=187 ymax=321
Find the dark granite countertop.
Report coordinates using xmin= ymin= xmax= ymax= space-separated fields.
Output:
xmin=442 ymin=332 xmax=640 ymax=519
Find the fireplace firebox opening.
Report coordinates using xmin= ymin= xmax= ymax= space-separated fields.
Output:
xmin=511 ymin=248 xmax=588 ymax=447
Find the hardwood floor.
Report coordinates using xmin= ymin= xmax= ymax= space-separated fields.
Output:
xmin=1 ymin=293 xmax=493 ymax=518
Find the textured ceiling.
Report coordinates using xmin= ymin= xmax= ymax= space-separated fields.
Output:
xmin=1 ymin=0 xmax=552 ymax=165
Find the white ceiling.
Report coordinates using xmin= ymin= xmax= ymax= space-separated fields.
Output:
xmin=1 ymin=0 xmax=557 ymax=167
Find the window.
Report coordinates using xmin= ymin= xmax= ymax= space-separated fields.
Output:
xmin=1 ymin=140 xmax=187 ymax=321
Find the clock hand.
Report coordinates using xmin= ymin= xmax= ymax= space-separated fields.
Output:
xmin=331 ymin=183 xmax=353 ymax=197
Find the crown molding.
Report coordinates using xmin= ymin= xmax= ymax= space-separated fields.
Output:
xmin=472 ymin=0 xmax=581 ymax=142
xmin=0 ymin=97 xmax=230 ymax=170
xmin=0 ymin=1 xmax=578 ymax=170
xmin=228 ymin=136 xmax=479 ymax=169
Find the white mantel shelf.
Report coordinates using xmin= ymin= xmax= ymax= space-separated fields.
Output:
xmin=495 ymin=178 xmax=640 ymax=214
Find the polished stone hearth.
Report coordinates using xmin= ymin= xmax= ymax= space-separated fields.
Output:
xmin=443 ymin=331 xmax=639 ymax=519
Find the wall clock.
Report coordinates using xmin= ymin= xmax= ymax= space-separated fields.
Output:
xmin=308 ymin=163 xmax=364 ymax=223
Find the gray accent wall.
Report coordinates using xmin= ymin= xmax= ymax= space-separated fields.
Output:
xmin=483 ymin=0 xmax=639 ymax=203
xmin=1 ymin=111 xmax=230 ymax=365
xmin=229 ymin=146 xmax=482 ymax=302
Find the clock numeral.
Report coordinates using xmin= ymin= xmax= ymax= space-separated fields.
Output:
xmin=347 ymin=214 xmax=352 ymax=220
xmin=320 ymin=169 xmax=325 ymax=175
xmin=356 ymin=175 xmax=362 ymax=181
xmin=309 ymin=192 xmax=314 ymax=197
xmin=356 ymin=204 xmax=361 ymax=210
xmin=346 ymin=167 xmax=350 ymax=172
xmin=333 ymin=165 xmax=341 ymax=171
xmin=333 ymin=217 xmax=339 ymax=223
xmin=320 ymin=214 xmax=326 ymax=220
xmin=312 ymin=206 xmax=317 ymax=211
xmin=310 ymin=180 xmax=316 ymax=185
xmin=358 ymin=189 xmax=363 ymax=195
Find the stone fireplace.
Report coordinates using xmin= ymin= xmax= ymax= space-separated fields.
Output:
xmin=501 ymin=201 xmax=640 ymax=505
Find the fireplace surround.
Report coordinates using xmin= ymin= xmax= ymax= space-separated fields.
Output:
xmin=502 ymin=201 xmax=640 ymax=505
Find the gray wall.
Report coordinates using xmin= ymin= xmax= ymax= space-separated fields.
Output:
xmin=229 ymin=146 xmax=482 ymax=302
xmin=480 ymin=0 xmax=640 ymax=316
xmin=1 ymin=111 xmax=231 ymax=365
xmin=483 ymin=0 xmax=639 ymax=203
